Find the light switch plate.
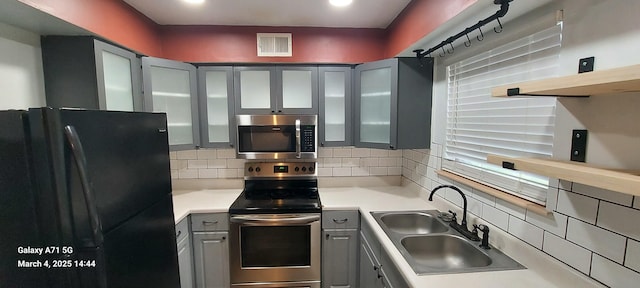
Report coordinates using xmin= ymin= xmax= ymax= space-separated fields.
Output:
xmin=571 ymin=129 xmax=587 ymax=162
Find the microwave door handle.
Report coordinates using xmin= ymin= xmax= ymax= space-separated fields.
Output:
xmin=295 ymin=119 xmax=301 ymax=158
xmin=64 ymin=125 xmax=104 ymax=247
xmin=230 ymin=215 xmax=320 ymax=225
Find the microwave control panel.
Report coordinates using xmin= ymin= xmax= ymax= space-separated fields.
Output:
xmin=301 ymin=126 xmax=315 ymax=152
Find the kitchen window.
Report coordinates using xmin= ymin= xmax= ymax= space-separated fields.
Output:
xmin=443 ymin=23 xmax=563 ymax=205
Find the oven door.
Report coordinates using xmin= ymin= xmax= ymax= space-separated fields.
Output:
xmin=229 ymin=214 xmax=321 ymax=284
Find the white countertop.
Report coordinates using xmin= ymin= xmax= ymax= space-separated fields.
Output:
xmin=172 ymin=184 xmax=603 ymax=288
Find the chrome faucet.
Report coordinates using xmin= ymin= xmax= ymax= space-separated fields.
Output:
xmin=428 ymin=185 xmax=480 ymax=241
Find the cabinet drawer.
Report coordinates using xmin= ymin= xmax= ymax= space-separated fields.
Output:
xmin=175 ymin=217 xmax=190 ymax=243
xmin=322 ymin=210 xmax=359 ymax=229
xmin=191 ymin=213 xmax=229 ymax=232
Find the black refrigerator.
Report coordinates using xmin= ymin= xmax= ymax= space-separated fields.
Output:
xmin=0 ymin=108 xmax=180 ymax=288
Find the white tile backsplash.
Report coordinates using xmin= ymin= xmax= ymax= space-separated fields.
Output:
xmin=526 ymin=211 xmax=568 ymax=238
xmin=566 ymin=218 xmax=626 ymax=264
xmin=496 ymin=199 xmax=526 ymax=220
xmin=572 ymin=182 xmax=634 ymax=207
xmin=543 ymin=232 xmax=592 ymax=274
xmin=187 ymin=160 xmax=208 ymax=169
xmin=198 ymin=169 xmax=218 ymax=179
xmin=351 ymin=148 xmax=370 ymax=158
xmin=591 ymin=254 xmax=640 ymax=288
xmin=508 ymin=215 xmax=544 ymax=249
xmin=556 ymin=190 xmax=599 ymax=224
xmin=634 ymin=197 xmax=640 ymax=210
xmin=480 ymin=204 xmax=510 ymax=230
xmin=627 ymin=239 xmax=640 ymax=273
xmin=333 ymin=147 xmax=352 ymax=157
xmin=176 ymin=150 xmax=197 ymax=160
xmin=597 ymin=201 xmax=640 ymax=240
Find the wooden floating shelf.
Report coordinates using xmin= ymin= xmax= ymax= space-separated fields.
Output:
xmin=491 ymin=64 xmax=640 ymax=97
xmin=436 ymin=170 xmax=550 ymax=216
xmin=487 ymin=154 xmax=640 ymax=197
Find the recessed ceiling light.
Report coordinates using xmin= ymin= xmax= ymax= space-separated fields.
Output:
xmin=329 ymin=0 xmax=353 ymax=7
xmin=184 ymin=0 xmax=205 ymax=4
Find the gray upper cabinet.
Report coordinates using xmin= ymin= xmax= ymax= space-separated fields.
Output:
xmin=354 ymin=57 xmax=433 ymax=150
xmin=142 ymin=57 xmax=199 ymax=150
xmin=197 ymin=66 xmax=235 ymax=148
xmin=234 ymin=66 xmax=318 ymax=115
xmin=41 ymin=36 xmax=142 ymax=111
xmin=319 ymin=66 xmax=353 ymax=147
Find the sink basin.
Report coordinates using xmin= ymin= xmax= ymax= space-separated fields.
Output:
xmin=401 ymin=235 xmax=492 ymax=269
xmin=380 ymin=212 xmax=448 ymax=234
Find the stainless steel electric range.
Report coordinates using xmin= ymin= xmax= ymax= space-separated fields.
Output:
xmin=229 ymin=162 xmax=321 ymax=288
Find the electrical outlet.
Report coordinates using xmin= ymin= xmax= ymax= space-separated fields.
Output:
xmin=578 ymin=57 xmax=594 ymax=73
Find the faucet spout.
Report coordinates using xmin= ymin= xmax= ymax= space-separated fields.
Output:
xmin=428 ymin=185 xmax=480 ymax=241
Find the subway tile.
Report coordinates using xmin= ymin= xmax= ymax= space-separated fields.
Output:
xmin=496 ymin=199 xmax=526 ymax=220
xmin=572 ymin=182 xmax=633 ymax=206
xmin=370 ymin=149 xmax=389 ymax=157
xmin=341 ymin=158 xmax=359 ymax=167
xmin=351 ymin=148 xmax=370 ymax=158
xmin=178 ymin=169 xmax=198 ymax=179
xmin=369 ymin=167 xmax=388 ymax=176
xmin=546 ymin=186 xmax=559 ymax=211
xmin=323 ymin=158 xmax=342 ymax=168
xmin=543 ymin=231 xmax=592 ymax=274
xmin=169 ymin=151 xmax=177 ymax=160
xmin=627 ymin=239 xmax=640 ymax=273
xmin=470 ymin=189 xmax=496 ymax=206
xmin=196 ymin=149 xmax=217 ymax=159
xmin=388 ymin=167 xmax=402 ymax=176
xmin=176 ymin=150 xmax=197 ymax=160
xmin=556 ymin=190 xmax=599 ymax=224
xmin=467 ymin=196 xmax=482 ymax=217
xmin=332 ymin=167 xmax=352 ymax=177
xmin=378 ymin=157 xmax=397 ymax=167
xmin=415 ymin=163 xmax=428 ymax=176
xmin=216 ymin=148 xmax=235 ymax=159
xmin=333 ymin=147 xmax=352 ymax=157
xmin=187 ymin=160 xmax=208 ymax=169
xmin=170 ymin=159 xmax=187 ymax=170
xmin=360 ymin=157 xmax=379 ymax=167
xmin=318 ymin=147 xmax=333 ymax=158
xmin=218 ymin=169 xmax=238 ymax=178
xmin=591 ymin=254 xmax=640 ymax=288
xmin=389 ymin=149 xmax=403 ymax=157
xmin=508 ymin=216 xmax=544 ymax=249
xmin=351 ymin=167 xmax=370 ymax=176
xmin=226 ymin=159 xmax=246 ymax=169
xmin=170 ymin=169 xmax=179 ymax=179
xmin=598 ymin=201 xmax=640 ymax=240
xmin=317 ymin=167 xmax=333 ymax=177
xmin=208 ymin=159 xmax=226 ymax=168
xmin=444 ymin=190 xmax=463 ymax=208
xmin=198 ymin=169 xmax=218 ymax=179
xmin=482 ymin=204 xmax=510 ymax=231
xmin=525 ymin=211 xmax=568 ymax=237
xmin=566 ymin=218 xmax=626 ymax=264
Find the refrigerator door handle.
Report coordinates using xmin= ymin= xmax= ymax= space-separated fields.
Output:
xmin=64 ymin=125 xmax=104 ymax=247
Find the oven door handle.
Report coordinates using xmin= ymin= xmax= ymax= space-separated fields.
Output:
xmin=230 ymin=215 xmax=320 ymax=225
xmin=295 ymin=119 xmax=301 ymax=159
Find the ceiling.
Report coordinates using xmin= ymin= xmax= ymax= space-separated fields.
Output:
xmin=122 ymin=0 xmax=412 ymax=28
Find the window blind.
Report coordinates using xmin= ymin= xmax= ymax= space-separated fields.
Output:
xmin=444 ymin=24 xmax=562 ymax=205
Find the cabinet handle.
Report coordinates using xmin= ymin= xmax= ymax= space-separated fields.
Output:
xmin=176 ymin=230 xmax=182 ymax=238
xmin=222 ymin=236 xmax=226 ymax=241
xmin=333 ymin=218 xmax=348 ymax=224
xmin=271 ymin=110 xmax=275 ymax=113
xmin=326 ymin=234 xmax=330 ymax=240
xmin=202 ymin=220 xmax=219 ymax=226
xmin=278 ymin=110 xmax=282 ymax=113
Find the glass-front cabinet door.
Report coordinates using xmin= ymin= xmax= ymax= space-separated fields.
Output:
xmin=355 ymin=59 xmax=398 ymax=149
xmin=234 ymin=66 xmax=318 ymax=115
xmin=319 ymin=66 xmax=352 ymax=146
xmin=142 ymin=57 xmax=199 ymax=150
xmin=277 ymin=66 xmax=318 ymax=114
xmin=198 ymin=66 xmax=235 ymax=148
xmin=94 ymin=40 xmax=142 ymax=111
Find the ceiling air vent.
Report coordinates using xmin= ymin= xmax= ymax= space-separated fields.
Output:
xmin=257 ymin=33 xmax=292 ymax=57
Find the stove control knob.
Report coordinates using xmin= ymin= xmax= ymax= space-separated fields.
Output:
xmin=248 ymin=167 xmax=254 ymax=172
xmin=255 ymin=167 xmax=261 ymax=173
xmin=294 ymin=167 xmax=300 ymax=172
xmin=301 ymin=167 xmax=307 ymax=172
xmin=309 ymin=166 xmax=315 ymax=172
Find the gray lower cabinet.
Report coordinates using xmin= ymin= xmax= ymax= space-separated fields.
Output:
xmin=322 ymin=210 xmax=359 ymax=288
xmin=359 ymin=216 xmax=409 ymax=288
xmin=177 ymin=217 xmax=195 ymax=288
xmin=191 ymin=213 xmax=230 ymax=288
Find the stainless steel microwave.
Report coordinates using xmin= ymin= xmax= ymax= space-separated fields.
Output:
xmin=236 ymin=115 xmax=317 ymax=160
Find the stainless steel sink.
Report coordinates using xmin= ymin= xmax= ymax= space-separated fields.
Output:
xmin=380 ymin=212 xmax=448 ymax=234
xmin=371 ymin=210 xmax=524 ymax=275
xmin=401 ymin=235 xmax=492 ymax=269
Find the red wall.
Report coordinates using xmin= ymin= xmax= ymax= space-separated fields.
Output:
xmin=160 ymin=26 xmax=386 ymax=64
xmin=19 ymin=0 xmax=476 ymax=63
xmin=18 ymin=0 xmax=163 ymax=56
xmin=385 ymin=0 xmax=477 ymax=57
